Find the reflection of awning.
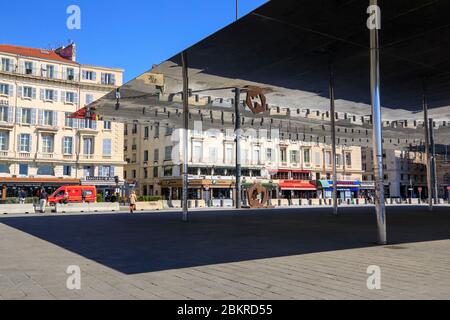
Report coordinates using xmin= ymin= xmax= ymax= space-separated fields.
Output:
xmin=279 ymin=180 xmax=316 ymax=191
xmin=67 ymin=107 xmax=99 ymax=120
xmin=318 ymin=180 xmax=331 ymax=188
xmin=1 ymin=178 xmax=80 ymax=187
xmin=271 ymin=170 xmax=310 ymax=174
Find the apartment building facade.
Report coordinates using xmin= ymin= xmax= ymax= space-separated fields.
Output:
xmin=124 ymin=123 xmax=364 ymax=203
xmin=0 ymin=43 xmax=124 ymax=200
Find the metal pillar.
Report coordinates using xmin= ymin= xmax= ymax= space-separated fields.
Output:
xmin=181 ymin=51 xmax=189 ymax=221
xmin=429 ymin=118 xmax=439 ymax=203
xmin=369 ymin=0 xmax=387 ymax=245
xmin=234 ymin=88 xmax=242 ymax=209
xmin=329 ymin=55 xmax=338 ymax=215
xmin=422 ymin=81 xmax=433 ymax=211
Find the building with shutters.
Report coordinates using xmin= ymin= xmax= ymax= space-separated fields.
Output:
xmin=0 ymin=43 xmax=125 ymax=200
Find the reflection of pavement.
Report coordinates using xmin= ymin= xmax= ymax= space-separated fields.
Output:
xmin=0 ymin=206 xmax=449 ymax=299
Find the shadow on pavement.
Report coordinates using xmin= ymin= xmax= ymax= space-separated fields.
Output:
xmin=1 ymin=206 xmax=449 ymax=274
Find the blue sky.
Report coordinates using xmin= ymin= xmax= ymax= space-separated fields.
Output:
xmin=0 ymin=0 xmax=267 ymax=82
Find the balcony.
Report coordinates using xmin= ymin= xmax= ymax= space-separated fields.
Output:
xmin=38 ymin=153 xmax=54 ymax=159
xmin=0 ymin=150 xmax=12 ymax=158
xmin=1 ymin=66 xmax=80 ymax=83
xmin=18 ymin=152 xmax=32 ymax=158
xmin=81 ymin=154 xmax=95 ymax=160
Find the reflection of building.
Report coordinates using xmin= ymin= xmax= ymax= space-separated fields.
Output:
xmin=362 ymin=147 xmax=427 ymax=198
xmin=0 ymin=43 xmax=125 ymax=200
xmin=436 ymin=154 xmax=450 ymax=199
xmin=124 ymin=124 xmax=364 ymax=201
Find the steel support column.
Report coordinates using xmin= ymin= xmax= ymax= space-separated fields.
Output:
xmin=369 ymin=0 xmax=387 ymax=244
xmin=234 ymin=88 xmax=242 ymax=209
xmin=329 ymin=55 xmax=338 ymax=215
xmin=423 ymin=81 xmax=433 ymax=211
xmin=181 ymin=51 xmax=190 ymax=222
xmin=429 ymin=118 xmax=439 ymax=204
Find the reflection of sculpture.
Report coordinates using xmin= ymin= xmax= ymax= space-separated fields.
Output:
xmin=245 ymin=88 xmax=267 ymax=114
xmin=247 ymin=183 xmax=270 ymax=208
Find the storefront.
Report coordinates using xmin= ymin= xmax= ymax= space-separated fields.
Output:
xmin=81 ymin=176 xmax=124 ymax=201
xmin=0 ymin=177 xmax=80 ymax=202
xmin=359 ymin=181 xmax=375 ymax=200
xmin=278 ymin=180 xmax=317 ymax=199
xmin=160 ymin=177 xmax=235 ymax=202
xmin=317 ymin=180 xmax=360 ymax=200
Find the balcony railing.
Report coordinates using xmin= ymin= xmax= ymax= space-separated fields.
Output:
xmin=0 ymin=66 xmax=80 ymax=82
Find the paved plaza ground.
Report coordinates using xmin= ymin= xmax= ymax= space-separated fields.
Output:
xmin=0 ymin=205 xmax=449 ymax=300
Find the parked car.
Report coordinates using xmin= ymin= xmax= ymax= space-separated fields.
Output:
xmin=48 ymin=186 xmax=97 ymax=205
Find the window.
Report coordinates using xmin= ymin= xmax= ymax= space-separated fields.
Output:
xmin=99 ymin=166 xmax=113 ymax=177
xmin=82 ymin=70 xmax=96 ymax=81
xmin=153 ymin=167 xmax=159 ymax=178
xmin=132 ymin=124 xmax=138 ymax=134
xmin=64 ymin=112 xmax=75 ymax=128
xmin=325 ymin=151 xmax=332 ymax=166
xmin=193 ymin=141 xmax=202 ymax=162
xmin=19 ymin=164 xmax=28 ymax=176
xmin=44 ymin=89 xmax=55 ymax=101
xmin=253 ymin=147 xmax=261 ymax=164
xmin=0 ymin=131 xmax=8 ymax=151
xmin=45 ymin=65 xmax=55 ymax=78
xmin=124 ymin=170 xmax=127 ymax=179
xmin=226 ymin=145 xmax=233 ymax=163
xmin=336 ymin=154 xmax=341 ymax=166
xmin=65 ymin=92 xmax=75 ymax=103
xmin=144 ymin=150 xmax=149 ymax=162
xmin=19 ymin=108 xmax=32 ymax=125
xmin=124 ymin=124 xmax=128 ymax=135
xmin=101 ymin=73 xmax=115 ymax=85
xmin=154 ymin=149 xmax=159 ymax=162
xmin=208 ymin=147 xmax=217 ymax=162
xmin=83 ymin=137 xmax=94 ymax=155
xmin=24 ymin=61 xmax=33 ymax=74
xmin=103 ymin=121 xmax=111 ymax=130
xmin=80 ymin=119 xmax=97 ymax=130
xmin=144 ymin=126 xmax=149 ymax=139
xmin=22 ymin=86 xmax=35 ymax=99
xmin=18 ymin=134 xmax=31 ymax=152
xmin=0 ymin=83 xmax=11 ymax=96
xmin=165 ymin=126 xmax=173 ymax=136
xmin=103 ymin=139 xmax=112 ymax=156
xmin=144 ymin=168 xmax=148 ymax=179
xmin=1 ymin=58 xmax=11 ymax=72
xmin=0 ymin=163 xmax=9 ymax=174
xmin=280 ymin=148 xmax=287 ymax=162
xmin=83 ymin=166 xmax=94 ymax=177
xmin=266 ymin=148 xmax=273 ymax=161
xmin=303 ymin=149 xmax=311 ymax=164
xmin=345 ymin=152 xmax=352 ymax=167
xmin=290 ymin=150 xmax=299 ymax=163
xmin=315 ymin=152 xmax=321 ymax=165
xmin=132 ymin=170 xmax=137 ymax=179
xmin=41 ymin=135 xmax=54 ymax=153
xmin=66 ymin=68 xmax=75 ymax=80
xmin=164 ymin=166 xmax=173 ymax=177
xmin=37 ymin=165 xmax=54 ymax=176
xmin=63 ymin=166 xmax=72 ymax=176
xmin=85 ymin=94 xmax=94 ymax=105
xmin=63 ymin=137 xmax=73 ymax=154
xmin=0 ymin=106 xmax=9 ymax=122
xmin=154 ymin=124 xmax=160 ymax=138
xmin=165 ymin=146 xmax=173 ymax=161
xmin=42 ymin=110 xmax=55 ymax=126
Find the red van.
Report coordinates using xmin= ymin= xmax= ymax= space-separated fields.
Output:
xmin=48 ymin=186 xmax=97 ymax=205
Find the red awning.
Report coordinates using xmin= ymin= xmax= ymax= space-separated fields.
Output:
xmin=67 ymin=107 xmax=98 ymax=120
xmin=279 ymin=180 xmax=316 ymax=191
xmin=271 ymin=170 xmax=311 ymax=174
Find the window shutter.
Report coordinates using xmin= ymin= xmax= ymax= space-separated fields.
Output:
xmin=17 ymin=86 xmax=22 ymax=98
xmin=32 ymin=88 xmax=36 ymax=99
xmin=17 ymin=134 xmax=21 ymax=152
xmin=40 ymin=89 xmax=45 ymax=100
xmin=111 ymin=74 xmax=116 ymax=85
xmin=53 ymin=90 xmax=58 ymax=102
xmin=73 ymin=118 xmax=78 ymax=128
xmin=79 ymin=119 xmax=85 ymax=129
xmin=29 ymin=135 xmax=32 ymax=152
xmin=32 ymin=62 xmax=37 ymax=75
xmin=38 ymin=110 xmax=43 ymax=126
xmin=52 ymin=111 xmax=58 ymax=127
xmin=20 ymin=61 xmax=25 ymax=73
xmin=74 ymin=93 xmax=78 ymax=105
xmin=101 ymin=73 xmax=106 ymax=84
xmin=111 ymin=166 xmax=115 ymax=177
xmin=92 ymin=72 xmax=97 ymax=81
xmin=9 ymin=84 xmax=14 ymax=97
xmin=62 ymin=67 xmax=66 ymax=80
xmin=61 ymin=91 xmax=66 ymax=103
xmin=30 ymin=109 xmax=36 ymax=125
xmin=16 ymin=107 xmax=22 ymax=124
xmin=82 ymin=70 xmax=87 ymax=80
xmin=7 ymin=107 xmax=13 ymax=123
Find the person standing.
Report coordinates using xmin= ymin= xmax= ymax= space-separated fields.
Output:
xmin=39 ymin=189 xmax=48 ymax=214
xmin=129 ymin=190 xmax=137 ymax=213
xmin=18 ymin=189 xmax=27 ymax=204
xmin=81 ymin=189 xmax=87 ymax=203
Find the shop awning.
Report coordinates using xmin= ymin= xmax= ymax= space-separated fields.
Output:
xmin=279 ymin=180 xmax=316 ymax=191
xmin=318 ymin=180 xmax=331 ymax=188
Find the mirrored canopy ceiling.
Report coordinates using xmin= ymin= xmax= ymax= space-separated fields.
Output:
xmin=92 ymin=0 xmax=450 ymax=146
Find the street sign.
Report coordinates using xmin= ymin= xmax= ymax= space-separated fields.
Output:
xmin=418 ymin=187 xmax=423 ymax=192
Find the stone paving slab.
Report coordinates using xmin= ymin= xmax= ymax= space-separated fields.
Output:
xmin=0 ymin=206 xmax=449 ymax=300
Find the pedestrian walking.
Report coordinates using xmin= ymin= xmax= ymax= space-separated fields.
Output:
xmin=129 ymin=190 xmax=137 ymax=213
xmin=39 ymin=189 xmax=48 ymax=213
